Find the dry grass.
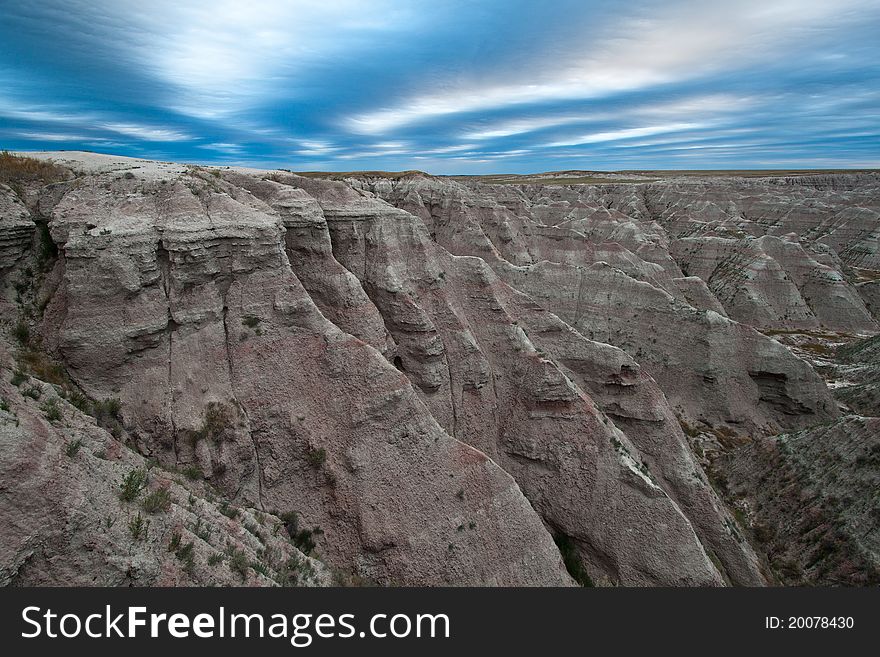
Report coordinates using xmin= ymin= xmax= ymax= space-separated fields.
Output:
xmin=294 ymin=169 xmax=429 ymax=180
xmin=0 ymin=151 xmax=69 ymax=186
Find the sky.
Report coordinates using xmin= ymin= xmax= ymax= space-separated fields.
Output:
xmin=1 ymin=0 xmax=879 ymax=173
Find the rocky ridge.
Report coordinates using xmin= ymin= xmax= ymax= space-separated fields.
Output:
xmin=2 ymin=153 xmax=878 ymax=586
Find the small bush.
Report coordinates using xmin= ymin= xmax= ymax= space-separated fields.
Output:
xmin=120 ymin=468 xmax=148 ymax=502
xmin=23 ymin=385 xmax=42 ymax=400
xmin=129 ymin=512 xmax=148 ymax=541
xmin=142 ymin=488 xmax=173 ymax=513
xmin=280 ymin=511 xmax=322 ymax=555
xmin=93 ymin=397 xmax=121 ymax=421
xmin=250 ymin=560 xmax=270 ymax=578
xmin=306 ymin=447 xmax=326 ymax=468
xmin=181 ymin=464 xmax=202 ymax=481
xmin=0 ymin=397 xmax=8 ymax=413
xmin=242 ymin=315 xmax=261 ymax=329
xmin=66 ymin=390 xmax=91 ymax=414
xmin=10 ymin=369 xmax=27 ymax=386
xmin=207 ymin=553 xmax=224 ymax=566
xmin=13 ymin=320 xmax=30 ymax=346
xmin=227 ymin=547 xmax=250 ymax=581
xmin=219 ymin=500 xmax=240 ymax=520
xmin=65 ymin=438 xmax=83 ymax=457
xmin=93 ymin=397 xmax=123 ymax=436
xmin=277 ymin=554 xmax=316 ymax=586
xmin=41 ymin=399 xmax=62 ymax=422
xmin=193 ymin=402 xmax=231 ymax=442
xmin=19 ymin=349 xmax=67 ymax=386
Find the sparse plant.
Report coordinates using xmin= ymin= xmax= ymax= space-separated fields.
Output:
xmin=119 ymin=468 xmax=148 ymax=502
xmin=129 ymin=512 xmax=148 ymax=541
xmin=306 ymin=446 xmax=326 ymax=468
xmin=92 ymin=397 xmax=123 ymax=436
xmin=219 ymin=500 xmax=240 ymax=520
xmin=13 ymin=320 xmax=30 ymax=346
xmin=193 ymin=402 xmax=231 ymax=442
xmin=65 ymin=389 xmax=91 ymax=413
xmin=181 ymin=464 xmax=201 ymax=481
xmin=65 ymin=438 xmax=83 ymax=457
xmin=10 ymin=369 xmax=27 ymax=387
xmin=250 ymin=560 xmax=270 ymax=578
xmin=278 ymin=553 xmax=316 ymax=586
xmin=0 ymin=151 xmax=69 ymax=185
xmin=280 ymin=511 xmax=322 ymax=555
xmin=41 ymin=398 xmax=61 ymax=422
xmin=242 ymin=315 xmax=261 ymax=329
xmin=207 ymin=553 xmax=224 ymax=566
xmin=227 ymin=547 xmax=250 ymax=581
xmin=142 ymin=487 xmax=173 ymax=513
xmin=23 ymin=385 xmax=42 ymax=400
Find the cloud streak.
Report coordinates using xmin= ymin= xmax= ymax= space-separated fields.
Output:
xmin=1 ymin=0 xmax=878 ymax=172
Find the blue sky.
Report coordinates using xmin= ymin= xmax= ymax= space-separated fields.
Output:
xmin=1 ymin=0 xmax=879 ymax=173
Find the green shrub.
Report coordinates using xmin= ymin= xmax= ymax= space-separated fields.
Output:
xmin=93 ymin=397 xmax=123 ymax=436
xmin=306 ymin=447 xmax=326 ymax=468
xmin=142 ymin=488 xmax=173 ymax=513
xmin=179 ymin=550 xmax=196 ymax=575
xmin=23 ymin=385 xmax=42 ymax=400
xmin=227 ymin=547 xmax=250 ymax=581
xmin=65 ymin=438 xmax=83 ymax=457
xmin=129 ymin=512 xmax=148 ymax=541
xmin=120 ymin=468 xmax=148 ymax=502
xmin=0 ymin=396 xmax=9 ymax=413
xmin=280 ymin=511 xmax=323 ymax=555
xmin=219 ymin=500 xmax=240 ymax=520
xmin=41 ymin=399 xmax=61 ymax=422
xmin=207 ymin=553 xmax=224 ymax=566
xmin=66 ymin=390 xmax=91 ymax=413
xmin=181 ymin=464 xmax=202 ymax=481
xmin=242 ymin=315 xmax=261 ymax=329
xmin=277 ymin=554 xmax=316 ymax=586
xmin=10 ymin=369 xmax=27 ymax=386
xmin=193 ymin=402 xmax=231 ymax=442
xmin=13 ymin=320 xmax=30 ymax=346
xmin=250 ymin=560 xmax=270 ymax=578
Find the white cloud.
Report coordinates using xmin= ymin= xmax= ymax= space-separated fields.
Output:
xmin=119 ymin=0 xmax=419 ymax=118
xmin=544 ymin=122 xmax=704 ymax=147
xmin=97 ymin=122 xmax=192 ymax=141
xmin=345 ymin=0 xmax=873 ymax=134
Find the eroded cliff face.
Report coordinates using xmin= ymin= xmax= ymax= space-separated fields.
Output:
xmin=2 ymin=154 xmax=878 ymax=587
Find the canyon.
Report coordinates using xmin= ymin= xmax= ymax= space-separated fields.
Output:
xmin=1 ymin=152 xmax=877 ymax=586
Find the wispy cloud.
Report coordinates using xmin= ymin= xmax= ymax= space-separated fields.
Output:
xmin=1 ymin=0 xmax=878 ymax=172
xmin=345 ymin=0 xmax=875 ymax=134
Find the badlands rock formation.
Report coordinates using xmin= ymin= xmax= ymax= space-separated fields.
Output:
xmin=2 ymin=153 xmax=878 ymax=586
